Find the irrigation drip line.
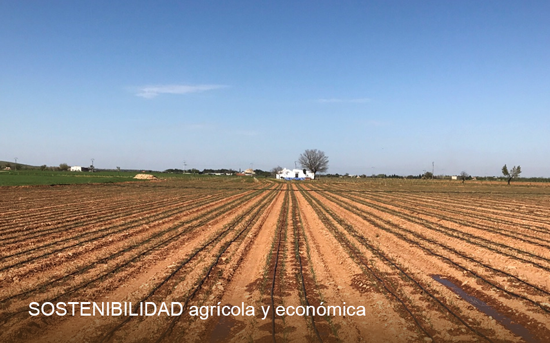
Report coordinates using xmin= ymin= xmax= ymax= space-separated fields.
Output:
xmin=100 ymin=186 xmax=281 ymax=343
xmin=0 ymin=188 xmax=264 ymax=275
xmin=0 ymin=192 xmax=223 ymax=243
xmin=0 ymin=193 xmax=225 ymax=262
xmin=154 ymin=187 xmax=281 ymax=343
xmin=297 ymin=186 xmax=438 ymax=342
xmin=343 ymin=189 xmax=550 ymax=248
xmin=319 ymin=189 xmax=550 ymax=301
xmin=270 ymin=189 xmax=289 ymax=343
xmin=0 ymin=187 xmax=276 ymax=324
xmin=304 ymin=187 xmax=497 ymax=342
xmin=289 ymin=189 xmax=323 ymax=342
xmin=324 ymin=188 xmax=550 ymax=272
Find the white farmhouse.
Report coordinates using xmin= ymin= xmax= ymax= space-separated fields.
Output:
xmin=276 ymin=168 xmax=315 ymax=180
xmin=70 ymin=166 xmax=82 ymax=172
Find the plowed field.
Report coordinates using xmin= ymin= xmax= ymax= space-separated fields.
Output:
xmin=1 ymin=178 xmax=549 ymax=342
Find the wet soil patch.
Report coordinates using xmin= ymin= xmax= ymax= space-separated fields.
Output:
xmin=432 ymin=275 xmax=544 ymax=343
xmin=208 ymin=315 xmax=244 ymax=343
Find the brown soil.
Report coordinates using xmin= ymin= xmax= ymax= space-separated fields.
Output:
xmin=0 ymin=179 xmax=549 ymax=343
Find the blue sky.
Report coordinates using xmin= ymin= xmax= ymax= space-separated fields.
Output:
xmin=1 ymin=1 xmax=549 ymax=176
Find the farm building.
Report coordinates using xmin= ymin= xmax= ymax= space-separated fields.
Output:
xmin=70 ymin=166 xmax=90 ymax=172
xmin=276 ymin=168 xmax=315 ymax=180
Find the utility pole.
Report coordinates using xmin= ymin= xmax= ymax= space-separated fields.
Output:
xmin=294 ymin=161 xmax=297 ymax=169
xmin=432 ymin=161 xmax=434 ymax=179
xmin=14 ymin=157 xmax=18 ymax=170
xmin=183 ymin=161 xmax=187 ymax=173
xmin=91 ymin=158 xmax=95 ymax=173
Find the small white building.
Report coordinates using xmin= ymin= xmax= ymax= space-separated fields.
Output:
xmin=276 ymin=168 xmax=315 ymax=180
xmin=70 ymin=166 xmax=82 ymax=172
xmin=451 ymin=176 xmax=458 ymax=180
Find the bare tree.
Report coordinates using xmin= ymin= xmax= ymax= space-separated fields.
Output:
xmin=298 ymin=149 xmax=329 ymax=179
xmin=460 ymin=171 xmax=469 ymax=184
xmin=271 ymin=166 xmax=283 ymax=177
xmin=502 ymin=164 xmax=521 ymax=185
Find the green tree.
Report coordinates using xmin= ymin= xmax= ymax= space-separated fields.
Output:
xmin=502 ymin=164 xmax=521 ymax=185
xmin=423 ymin=171 xmax=433 ymax=179
xmin=40 ymin=165 xmax=47 ymax=171
xmin=59 ymin=163 xmax=69 ymax=171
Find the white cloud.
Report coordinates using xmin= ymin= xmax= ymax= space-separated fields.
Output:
xmin=317 ymin=98 xmax=371 ymax=103
xmin=135 ymin=84 xmax=227 ymax=99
